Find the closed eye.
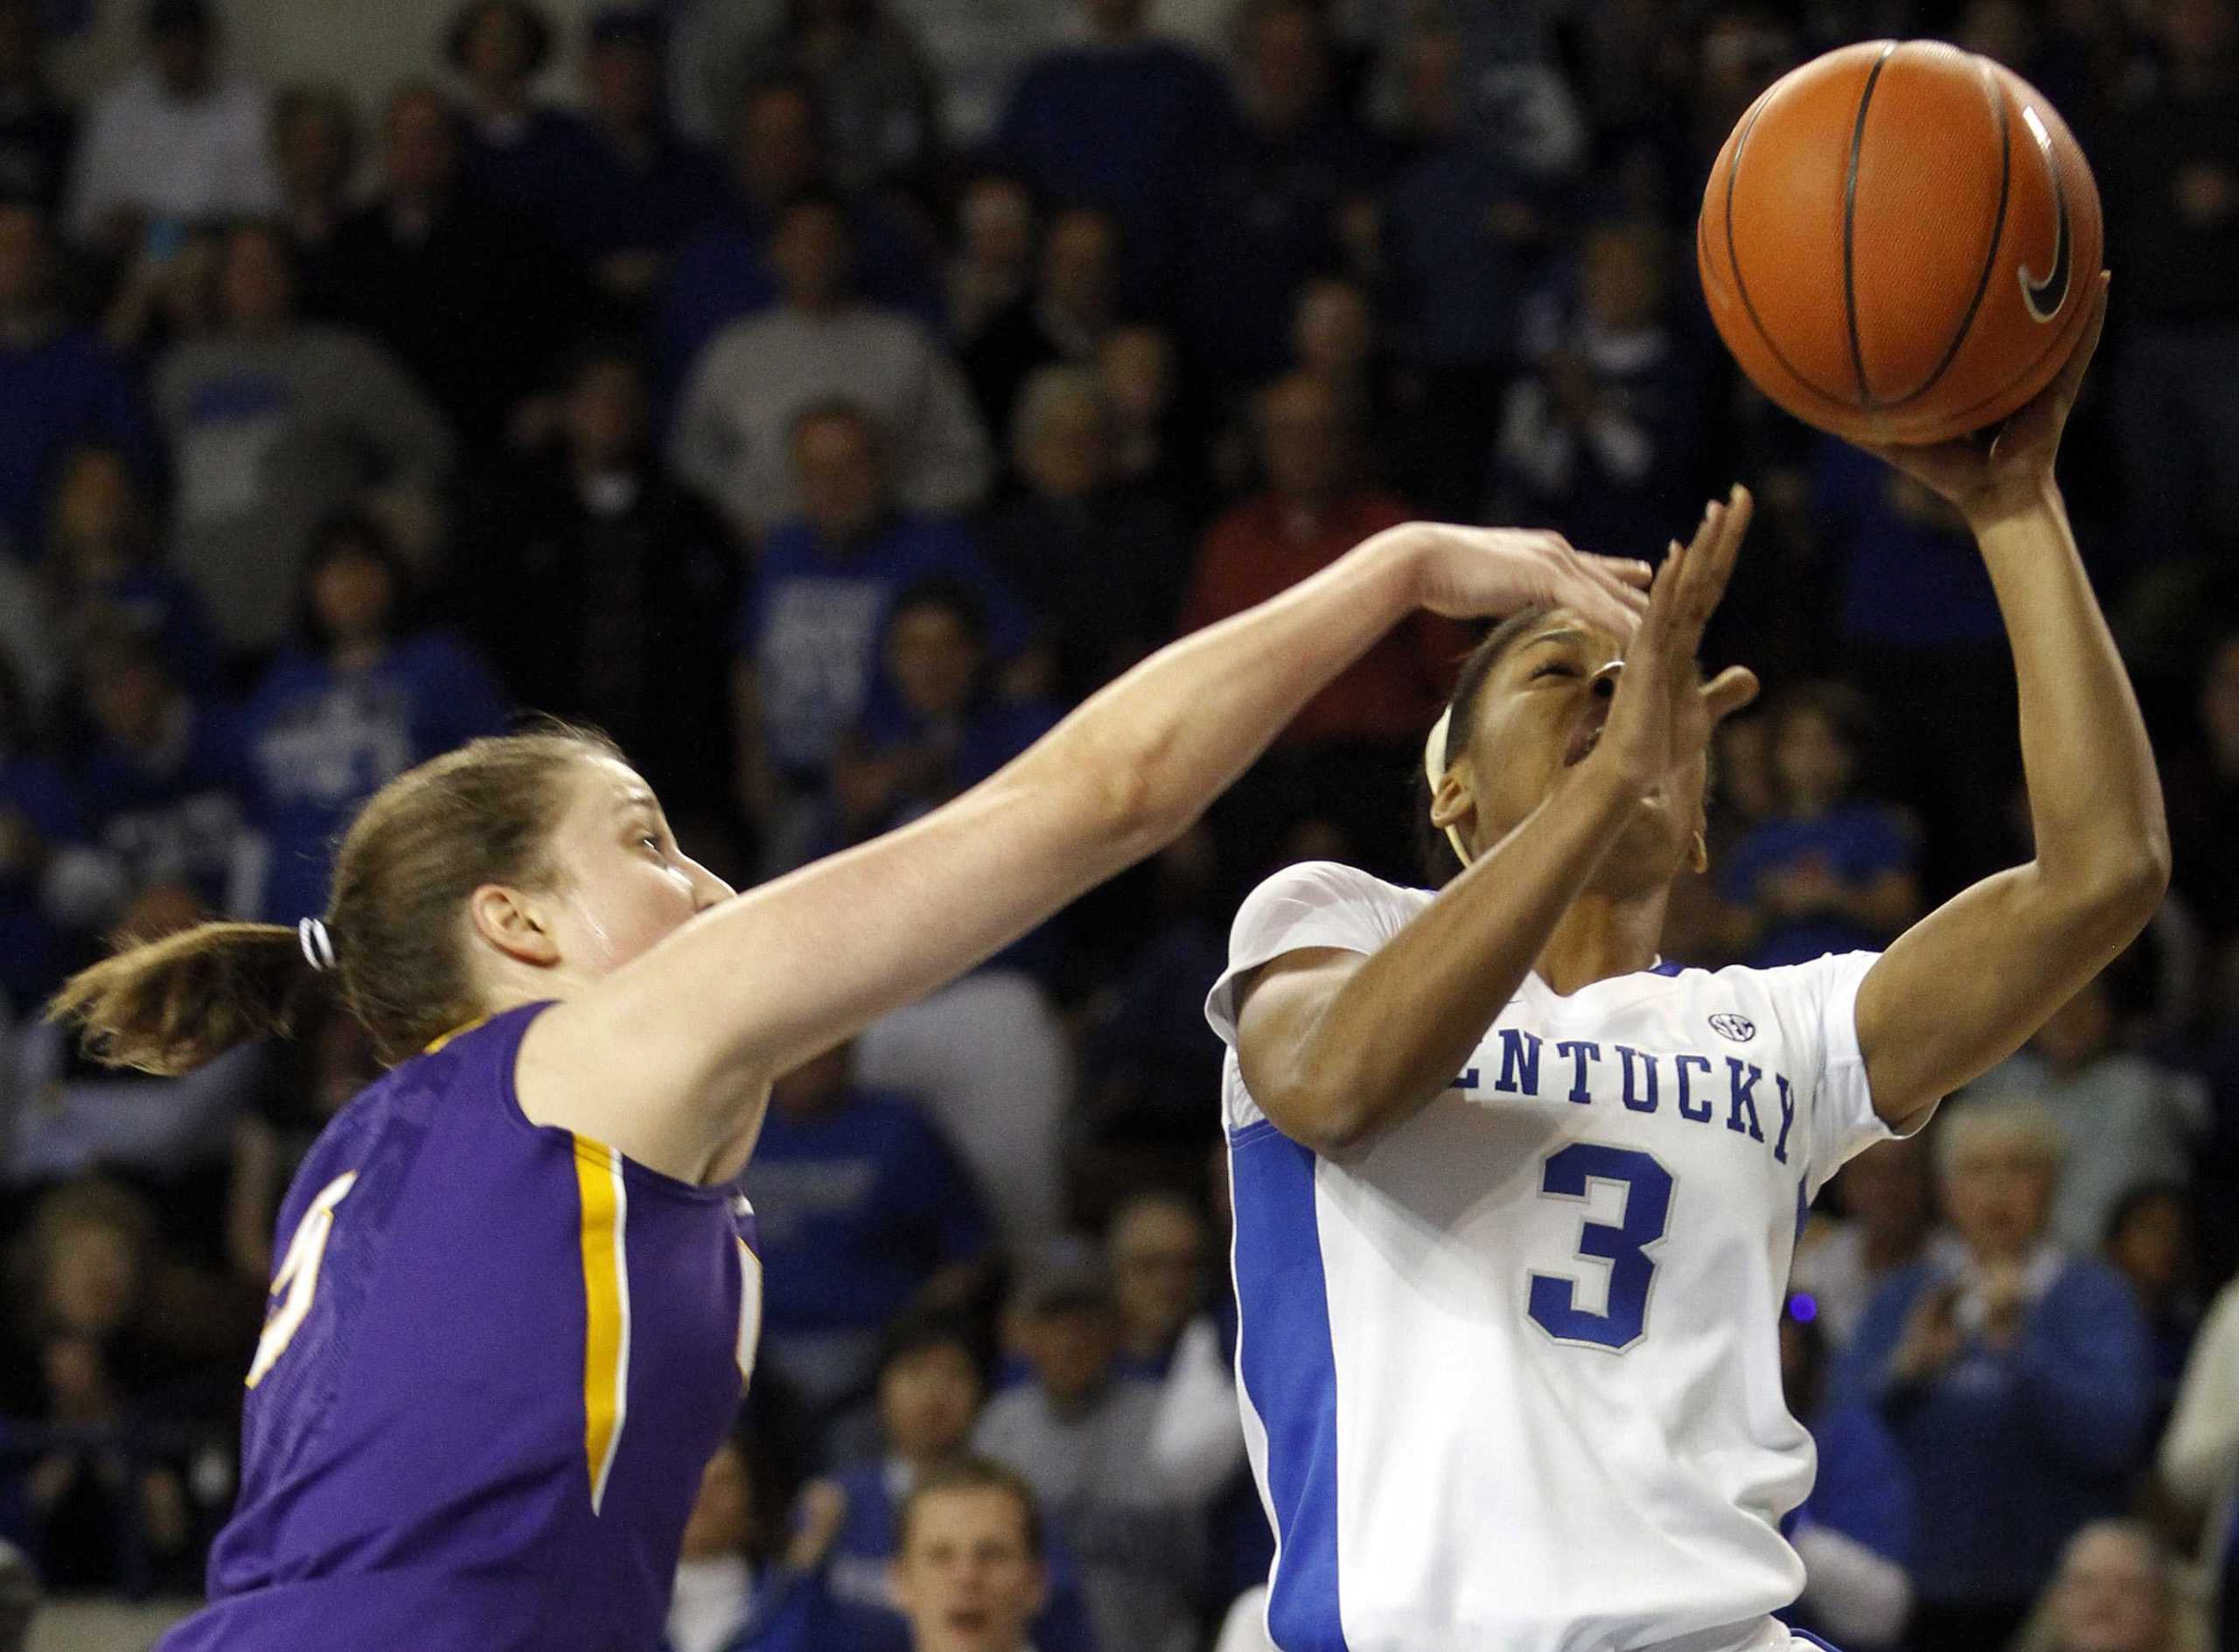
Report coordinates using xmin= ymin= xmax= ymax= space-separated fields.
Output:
xmin=1531 ymin=662 xmax=1579 ymax=680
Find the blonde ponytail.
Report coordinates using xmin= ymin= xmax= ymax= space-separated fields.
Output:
xmin=48 ymin=921 xmax=320 ymax=1077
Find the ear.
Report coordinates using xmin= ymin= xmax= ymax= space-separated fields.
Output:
xmin=1429 ymin=761 xmax=1476 ymax=846
xmin=1026 ymin=1558 xmax=1050 ymax=1616
xmin=466 ymin=883 xmax=560 ymax=967
xmin=887 ymin=1556 xmax=910 ymax=1614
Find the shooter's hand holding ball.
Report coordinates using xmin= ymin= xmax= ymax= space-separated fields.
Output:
xmin=1696 ymin=40 xmax=2161 ymax=1126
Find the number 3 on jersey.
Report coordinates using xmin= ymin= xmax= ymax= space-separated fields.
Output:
xmin=1526 ymin=1144 xmax=1672 ymax=1352
xmin=247 ymin=1171 xmax=358 ymax=1388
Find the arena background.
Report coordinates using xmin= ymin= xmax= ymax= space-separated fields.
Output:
xmin=1 ymin=0 xmax=2236 ymax=1649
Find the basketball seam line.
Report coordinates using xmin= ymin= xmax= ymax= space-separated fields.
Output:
xmin=1724 ymin=88 xmax=1849 ymax=408
xmin=1936 ymin=275 xmax=2094 ymax=424
xmin=1842 ymin=43 xmax=1899 ymax=408
xmin=1891 ymin=55 xmax=2011 ymax=410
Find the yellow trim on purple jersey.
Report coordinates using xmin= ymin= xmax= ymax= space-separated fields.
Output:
xmin=573 ymin=1138 xmax=631 ymax=1516
xmin=422 ymin=1012 xmax=498 ymax=1055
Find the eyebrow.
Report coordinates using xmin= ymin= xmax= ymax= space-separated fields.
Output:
xmin=615 ymin=791 xmax=659 ymax=817
xmin=1524 ymin=629 xmax=1587 ymax=652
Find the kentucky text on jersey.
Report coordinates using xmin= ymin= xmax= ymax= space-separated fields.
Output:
xmin=1448 ymin=1029 xmax=1799 ymax=1167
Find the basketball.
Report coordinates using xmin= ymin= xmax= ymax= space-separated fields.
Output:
xmin=1697 ymin=40 xmax=2103 ymax=447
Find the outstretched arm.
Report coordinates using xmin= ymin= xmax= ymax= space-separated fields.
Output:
xmin=1852 ymin=277 xmax=2169 ymax=1128
xmin=528 ymin=523 xmax=1651 ymax=1182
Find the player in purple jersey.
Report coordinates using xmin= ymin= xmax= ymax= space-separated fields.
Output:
xmin=50 ymin=512 xmax=1656 ymax=1649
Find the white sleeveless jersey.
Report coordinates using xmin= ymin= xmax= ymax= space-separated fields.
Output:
xmin=1205 ymin=862 xmax=1908 ymax=1652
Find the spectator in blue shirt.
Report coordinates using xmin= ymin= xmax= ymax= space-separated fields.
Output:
xmin=2103 ymin=1181 xmax=2203 ymax=1440
xmin=1379 ymin=7 xmax=1548 ymax=520
xmin=809 ymin=1315 xmax=1099 ymax=1652
xmin=269 ymin=83 xmax=356 ymax=320
xmin=240 ymin=507 xmax=508 ymax=923
xmin=729 ymin=0 xmax=944 ymax=201
xmin=1779 ymin=1296 xmax=1914 ymax=1649
xmin=745 ymin=1041 xmax=994 ymax=1417
xmin=1493 ymin=217 xmax=1707 ymax=560
xmin=0 ymin=654 xmax=96 ymax=1015
xmin=1719 ymin=682 xmax=1922 ymax=968
xmin=729 ymin=400 xmax=1025 ymax=875
xmin=72 ymin=624 xmax=252 ymax=919
xmin=5 ymin=882 xmax=263 ymax=1202
xmin=1106 ymin=1192 xmax=1209 ymax=1381
xmin=1840 ymin=1101 xmax=2154 ymax=1652
xmin=826 ymin=577 xmax=1061 ymax=979
xmin=447 ymin=0 xmax=584 ymax=232
xmin=0 ymin=200 xmax=159 ymax=563
xmin=827 ymin=577 xmax=1057 ymax=846
xmin=562 ymin=8 xmax=729 ymax=319
xmin=1077 ymin=825 xmax=1228 ymax=1164
xmin=993 ymin=0 xmax=1233 ymax=306
xmin=1811 ymin=434 xmax=2017 ymax=893
xmin=1181 ymin=0 xmax=1388 ymax=388
xmin=0 ymin=0 xmax=75 ymax=217
xmin=41 ymin=442 xmax=220 ymax=697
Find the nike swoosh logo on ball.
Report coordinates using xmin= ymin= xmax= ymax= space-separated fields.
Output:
xmin=2018 ymin=104 xmax=2070 ymax=323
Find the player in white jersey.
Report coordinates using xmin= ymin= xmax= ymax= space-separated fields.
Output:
xmin=1209 ymin=281 xmax=2165 ymax=1652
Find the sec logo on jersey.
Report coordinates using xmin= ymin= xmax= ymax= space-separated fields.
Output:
xmin=1708 ymin=1013 xmax=1756 ymax=1042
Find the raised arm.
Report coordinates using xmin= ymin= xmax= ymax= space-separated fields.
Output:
xmin=1232 ymin=492 xmax=1760 ymax=1159
xmin=527 ymin=523 xmax=1652 ymax=1182
xmin=1852 ymin=278 xmax=2169 ymax=1128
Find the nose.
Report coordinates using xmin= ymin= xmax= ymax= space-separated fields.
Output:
xmin=689 ymin=862 xmax=737 ymax=910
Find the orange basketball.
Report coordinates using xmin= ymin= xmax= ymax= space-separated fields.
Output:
xmin=1698 ymin=39 xmax=2103 ymax=446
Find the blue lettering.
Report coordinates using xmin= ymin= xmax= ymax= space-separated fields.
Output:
xmin=1616 ymin=1046 xmax=1659 ymax=1113
xmin=1555 ymin=1041 xmax=1600 ymax=1105
xmin=1450 ymin=1068 xmax=1480 ymax=1092
xmin=1496 ymin=1029 xmax=1544 ymax=1097
xmin=1726 ymin=1059 xmax=1766 ymax=1142
xmin=1676 ymin=1055 xmax=1713 ymax=1122
xmin=1773 ymin=1074 xmax=1796 ymax=1164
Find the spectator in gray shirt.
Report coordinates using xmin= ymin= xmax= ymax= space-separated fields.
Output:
xmin=154 ymin=221 xmax=454 ymax=657
xmin=1966 ymin=966 xmax=2205 ymax=1257
xmin=671 ymin=192 xmax=990 ymax=542
xmin=975 ymin=1243 xmax=1211 ymax=1652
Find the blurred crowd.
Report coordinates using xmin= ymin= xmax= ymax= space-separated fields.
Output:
xmin=2 ymin=0 xmax=2239 ymax=1649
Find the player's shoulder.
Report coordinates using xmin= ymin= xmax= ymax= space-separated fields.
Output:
xmin=1636 ymin=951 xmax=1880 ymax=1058
xmin=1210 ymin=863 xmax=1433 ymax=1047
xmin=1675 ymin=950 xmax=1880 ymax=1008
xmin=1232 ymin=860 xmax=1432 ymax=939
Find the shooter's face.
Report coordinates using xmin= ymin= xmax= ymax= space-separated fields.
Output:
xmin=1445 ymin=611 xmax=1707 ymax=889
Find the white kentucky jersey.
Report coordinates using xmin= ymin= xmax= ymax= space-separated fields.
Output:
xmin=1204 ymin=862 xmax=1912 ymax=1652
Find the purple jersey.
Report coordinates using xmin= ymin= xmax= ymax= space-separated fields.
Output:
xmin=157 ymin=1003 xmax=762 ymax=1650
